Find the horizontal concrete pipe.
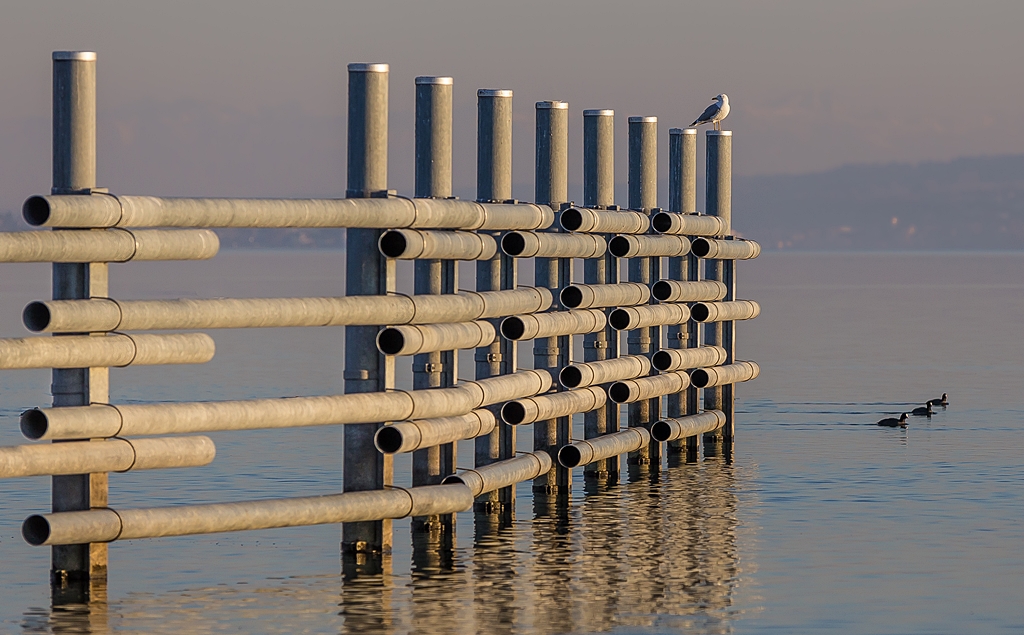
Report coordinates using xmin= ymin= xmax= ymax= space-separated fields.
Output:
xmin=379 ymin=229 xmax=496 ymax=260
xmin=377 ymin=321 xmax=495 ymax=356
xmin=557 ymin=427 xmax=651 ymax=469
xmin=500 ymin=309 xmax=606 ymax=341
xmin=374 ymin=410 xmax=496 ymax=454
xmin=0 ymin=229 xmax=219 ymax=263
xmin=650 ymin=211 xmax=727 ymax=237
xmin=21 ymin=368 xmax=553 ymax=440
xmin=558 ymin=207 xmax=650 ymax=234
xmin=690 ymin=300 xmax=761 ymax=323
xmin=24 ymin=288 xmax=552 ymax=333
xmin=500 ymin=386 xmax=606 ymax=426
xmin=650 ymin=410 xmax=727 ymax=443
xmin=650 ymin=280 xmax=727 ymax=303
xmin=23 ymin=483 xmax=474 ymax=546
xmin=608 ymin=234 xmax=691 ymax=258
xmin=691 ymin=237 xmax=761 ymax=260
xmin=690 ymin=361 xmax=760 ymax=388
xmin=500 ymin=231 xmax=606 ymax=258
xmin=0 ymin=333 xmax=215 ymax=370
xmin=441 ymin=451 xmax=552 ymax=497
xmin=25 ymin=195 xmax=556 ymax=232
xmin=560 ymin=282 xmax=650 ymax=310
xmin=651 ymin=346 xmax=728 ymax=372
xmin=608 ymin=371 xmax=690 ymax=404
xmin=609 ymin=303 xmax=690 ymax=331
xmin=0 ymin=436 xmax=215 ymax=479
xmin=559 ymin=355 xmax=651 ymax=389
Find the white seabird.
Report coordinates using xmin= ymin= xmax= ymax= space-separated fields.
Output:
xmin=690 ymin=94 xmax=730 ymax=130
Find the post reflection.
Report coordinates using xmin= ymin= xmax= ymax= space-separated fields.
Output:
xmin=20 ymin=461 xmax=743 ymax=634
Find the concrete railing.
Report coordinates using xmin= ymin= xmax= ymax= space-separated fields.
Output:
xmin=0 ymin=50 xmax=761 ymax=595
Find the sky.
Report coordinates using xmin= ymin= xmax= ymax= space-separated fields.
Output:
xmin=0 ymin=0 xmax=1021 ymax=208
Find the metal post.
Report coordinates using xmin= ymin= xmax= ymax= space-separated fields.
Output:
xmin=582 ymin=109 xmax=617 ymax=479
xmin=343 ymin=63 xmax=395 ymax=563
xmin=533 ymin=101 xmax=570 ymax=493
xmin=666 ymin=128 xmax=698 ymax=459
xmin=474 ymin=89 xmax=516 ymax=520
xmin=412 ymin=76 xmax=456 ymax=533
xmin=626 ymin=116 xmax=658 ymax=466
xmin=49 ymin=50 xmax=106 ymax=603
xmin=703 ymin=130 xmax=732 ymax=456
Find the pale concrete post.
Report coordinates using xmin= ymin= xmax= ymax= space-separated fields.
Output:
xmin=412 ymin=76 xmax=457 ymax=533
xmin=703 ymin=130 xmax=732 ymax=456
xmin=343 ymin=63 xmax=395 ymax=561
xmin=582 ymin=109 xmax=617 ymax=479
xmin=533 ymin=100 xmax=570 ymax=493
xmin=49 ymin=50 xmax=107 ymax=604
xmin=626 ymin=116 xmax=659 ymax=467
xmin=474 ymin=89 xmax=517 ymax=519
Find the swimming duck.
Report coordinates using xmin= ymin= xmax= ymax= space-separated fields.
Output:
xmin=877 ymin=413 xmax=909 ymax=427
xmin=928 ymin=393 xmax=948 ymax=407
xmin=912 ymin=403 xmax=933 ymax=417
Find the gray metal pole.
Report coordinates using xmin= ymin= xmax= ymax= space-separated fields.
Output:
xmin=533 ymin=101 xmax=570 ymax=494
xmin=666 ymin=128 xmax=697 ymax=458
xmin=50 ymin=50 xmax=105 ymax=602
xmin=703 ymin=130 xmax=732 ymax=456
xmin=343 ymin=63 xmax=394 ymax=560
xmin=582 ymin=108 xmax=617 ymax=479
xmin=626 ymin=116 xmax=659 ymax=467
xmin=474 ymin=89 xmax=516 ymax=519
xmin=412 ymin=76 xmax=456 ymax=534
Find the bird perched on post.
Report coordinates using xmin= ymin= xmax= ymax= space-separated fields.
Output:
xmin=690 ymin=94 xmax=730 ymax=130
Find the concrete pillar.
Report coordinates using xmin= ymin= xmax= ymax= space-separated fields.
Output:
xmin=343 ymin=63 xmax=395 ymax=561
xmin=49 ymin=50 xmax=107 ymax=603
xmin=412 ymin=76 xmax=457 ymax=533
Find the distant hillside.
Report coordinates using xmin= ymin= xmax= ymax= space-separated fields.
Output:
xmin=733 ymin=155 xmax=1024 ymax=250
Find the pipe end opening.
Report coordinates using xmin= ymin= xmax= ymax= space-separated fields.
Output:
xmin=651 ymin=212 xmax=672 ymax=233
xmin=501 ymin=401 xmax=527 ymax=425
xmin=20 ymin=409 xmax=49 ymax=440
xmin=559 ymin=208 xmax=583 ymax=232
xmin=651 ymin=281 xmax=672 ymax=302
xmin=378 ymin=231 xmax=408 ymax=258
xmin=651 ymin=420 xmax=673 ymax=442
xmin=500 ymin=317 xmax=526 ymax=340
xmin=691 ymin=369 xmax=711 ymax=388
xmin=691 ymin=238 xmax=711 ymax=258
xmin=691 ymin=303 xmax=710 ymax=322
xmin=22 ymin=515 xmax=50 ymax=546
xmin=376 ymin=328 xmax=406 ymax=355
xmin=651 ymin=351 xmax=673 ymax=372
xmin=608 ymin=309 xmax=631 ymax=331
xmin=608 ymin=382 xmax=632 ymax=403
xmin=374 ymin=426 xmax=404 ymax=454
xmin=558 ymin=445 xmax=583 ymax=468
xmin=559 ymin=366 xmax=583 ymax=389
xmin=22 ymin=302 xmax=52 ymax=332
xmin=560 ymin=286 xmax=583 ymax=309
xmin=441 ymin=474 xmax=465 ymax=485
xmin=501 ymin=232 xmax=526 ymax=257
xmin=22 ymin=196 xmax=52 ymax=226
xmin=608 ymin=235 xmax=631 ymax=258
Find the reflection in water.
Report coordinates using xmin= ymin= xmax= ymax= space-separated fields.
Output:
xmin=21 ymin=460 xmax=745 ymax=634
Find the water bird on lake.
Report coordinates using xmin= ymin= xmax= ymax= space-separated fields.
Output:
xmin=912 ymin=403 xmax=933 ymax=416
xmin=928 ymin=392 xmax=948 ymax=407
xmin=877 ymin=413 xmax=909 ymax=427
xmin=690 ymin=94 xmax=730 ymax=130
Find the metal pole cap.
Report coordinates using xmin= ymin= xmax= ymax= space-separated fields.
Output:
xmin=53 ymin=51 xmax=96 ymax=61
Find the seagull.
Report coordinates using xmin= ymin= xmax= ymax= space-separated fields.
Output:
xmin=690 ymin=94 xmax=730 ymax=131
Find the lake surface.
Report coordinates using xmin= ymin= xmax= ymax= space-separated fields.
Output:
xmin=2 ymin=251 xmax=1023 ymax=633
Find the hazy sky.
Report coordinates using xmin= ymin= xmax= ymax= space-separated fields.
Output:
xmin=1 ymin=0 xmax=1021 ymax=208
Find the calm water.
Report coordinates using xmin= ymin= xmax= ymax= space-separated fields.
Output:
xmin=1 ymin=251 xmax=1023 ymax=634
